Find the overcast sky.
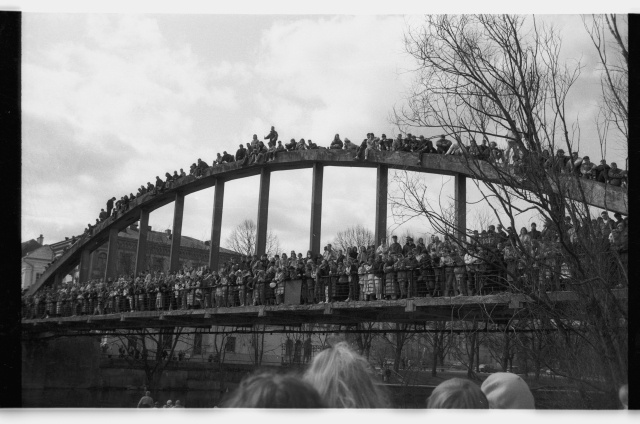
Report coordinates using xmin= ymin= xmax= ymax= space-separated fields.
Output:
xmin=21 ymin=8 xmax=628 ymax=253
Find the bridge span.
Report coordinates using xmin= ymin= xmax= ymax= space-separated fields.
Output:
xmin=28 ymin=149 xmax=628 ymax=295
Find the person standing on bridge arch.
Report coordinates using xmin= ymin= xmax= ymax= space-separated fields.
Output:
xmin=264 ymin=126 xmax=278 ymax=145
xmin=106 ymin=197 xmax=115 ymax=217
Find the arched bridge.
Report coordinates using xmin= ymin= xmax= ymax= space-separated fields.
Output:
xmin=28 ymin=149 xmax=627 ymax=295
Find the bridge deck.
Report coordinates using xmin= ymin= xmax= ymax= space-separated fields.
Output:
xmin=22 ymin=289 xmax=627 ymax=336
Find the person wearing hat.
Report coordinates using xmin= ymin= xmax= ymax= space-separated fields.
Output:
xmin=480 ymin=372 xmax=535 ymax=409
xmin=388 ymin=236 xmax=402 ymax=255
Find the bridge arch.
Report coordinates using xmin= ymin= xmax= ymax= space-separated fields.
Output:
xmin=29 ymin=149 xmax=627 ymax=295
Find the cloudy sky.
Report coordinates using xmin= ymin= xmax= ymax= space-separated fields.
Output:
xmin=21 ymin=5 xmax=629 ymax=253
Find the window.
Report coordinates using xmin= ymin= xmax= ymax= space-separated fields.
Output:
xmin=193 ymin=333 xmax=202 ymax=355
xmin=35 ymin=273 xmax=42 ymax=282
xmin=225 ymin=337 xmax=236 ymax=353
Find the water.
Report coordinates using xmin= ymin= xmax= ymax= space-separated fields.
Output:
xmin=22 ymin=388 xmax=226 ymax=408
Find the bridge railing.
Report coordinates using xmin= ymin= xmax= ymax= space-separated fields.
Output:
xmin=25 ymin=258 xmax=621 ymax=320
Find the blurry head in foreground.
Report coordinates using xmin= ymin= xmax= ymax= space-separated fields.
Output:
xmin=480 ymin=372 xmax=535 ymax=409
xmin=619 ymin=384 xmax=628 ymax=409
xmin=303 ymin=341 xmax=390 ymax=408
xmin=223 ymin=372 xmax=324 ymax=408
xmin=427 ymin=378 xmax=488 ymax=409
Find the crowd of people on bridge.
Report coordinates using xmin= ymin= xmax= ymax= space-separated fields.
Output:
xmin=85 ymin=125 xmax=626 ymax=239
xmin=23 ymin=206 xmax=628 ymax=320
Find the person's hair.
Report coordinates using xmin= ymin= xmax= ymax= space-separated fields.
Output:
xmin=427 ymin=378 xmax=488 ymax=409
xmin=223 ymin=372 xmax=324 ymax=408
xmin=303 ymin=341 xmax=390 ymax=408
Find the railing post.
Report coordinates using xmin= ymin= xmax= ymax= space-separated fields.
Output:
xmin=309 ymin=163 xmax=324 ymax=256
xmin=104 ymin=227 xmax=119 ymax=282
xmin=135 ymin=209 xmax=150 ymax=276
xmin=209 ymin=179 xmax=225 ymax=272
xmin=455 ymin=173 xmax=467 ymax=241
xmin=169 ymin=192 xmax=185 ymax=273
xmin=256 ymin=169 xmax=271 ymax=256
xmin=375 ymin=164 xmax=388 ymax=245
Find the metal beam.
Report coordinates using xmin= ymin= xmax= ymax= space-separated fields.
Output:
xmin=455 ymin=173 xmax=467 ymax=241
xmin=375 ymin=164 xmax=388 ymax=245
xmin=309 ymin=163 xmax=323 ymax=256
xmin=104 ymin=227 xmax=119 ymax=282
xmin=134 ymin=209 xmax=150 ymax=276
xmin=256 ymin=169 xmax=271 ymax=256
xmin=169 ymin=192 xmax=185 ymax=273
xmin=209 ymin=179 xmax=225 ymax=271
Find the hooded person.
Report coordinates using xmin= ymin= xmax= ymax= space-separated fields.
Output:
xmin=480 ymin=372 xmax=535 ymax=409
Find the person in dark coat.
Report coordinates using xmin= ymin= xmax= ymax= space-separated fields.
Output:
xmin=106 ymin=197 xmax=115 ymax=216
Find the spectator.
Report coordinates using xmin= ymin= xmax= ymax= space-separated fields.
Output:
xmin=480 ymin=372 xmax=535 ymax=409
xmin=593 ymin=159 xmax=610 ymax=183
xmin=330 ymin=134 xmax=344 ymax=149
xmin=607 ymin=162 xmax=626 ymax=187
xmin=303 ymin=341 xmax=390 ymax=408
xmin=235 ymin=144 xmax=247 ymax=162
xmin=224 ymin=372 xmax=324 ymax=408
xmin=619 ymin=384 xmax=628 ymax=409
xmin=137 ymin=391 xmax=154 ymax=408
xmin=264 ymin=126 xmax=278 ymax=145
xmin=163 ymin=400 xmax=173 ymax=408
xmin=427 ymin=378 xmax=488 ymax=409
xmin=580 ymin=156 xmax=595 ymax=178
xmin=435 ymin=134 xmax=452 ymax=154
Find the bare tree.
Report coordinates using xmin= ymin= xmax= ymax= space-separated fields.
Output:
xmin=224 ymin=219 xmax=281 ymax=257
xmin=107 ymin=327 xmax=185 ymax=392
xmin=333 ymin=224 xmax=375 ymax=252
xmin=582 ymin=14 xmax=628 ymax=165
xmin=391 ymin=14 xmax=627 ymax=407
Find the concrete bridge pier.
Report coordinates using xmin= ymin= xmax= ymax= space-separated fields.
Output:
xmin=375 ymin=165 xmax=388 ymax=245
xmin=104 ymin=227 xmax=119 ymax=282
xmin=169 ymin=192 xmax=185 ymax=273
xmin=209 ymin=179 xmax=225 ymax=271
xmin=455 ymin=173 xmax=467 ymax=241
xmin=79 ymin=248 xmax=91 ymax=283
xmin=134 ymin=209 xmax=150 ymax=276
xmin=309 ymin=163 xmax=323 ymax=256
xmin=256 ymin=169 xmax=271 ymax=257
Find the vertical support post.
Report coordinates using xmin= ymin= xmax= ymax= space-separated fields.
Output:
xmin=256 ymin=169 xmax=271 ymax=256
xmin=79 ymin=248 xmax=91 ymax=283
xmin=209 ymin=179 xmax=225 ymax=271
xmin=309 ymin=163 xmax=324 ymax=256
xmin=104 ymin=227 xmax=119 ymax=282
xmin=455 ymin=173 xmax=467 ymax=241
xmin=134 ymin=209 xmax=150 ymax=276
xmin=169 ymin=192 xmax=185 ymax=273
xmin=375 ymin=165 xmax=388 ymax=245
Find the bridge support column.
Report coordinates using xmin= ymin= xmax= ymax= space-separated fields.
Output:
xmin=455 ymin=173 xmax=467 ymax=241
xmin=256 ymin=169 xmax=270 ymax=256
xmin=134 ymin=209 xmax=150 ymax=276
xmin=309 ymin=163 xmax=323 ymax=256
xmin=209 ymin=180 xmax=225 ymax=271
xmin=375 ymin=165 xmax=388 ymax=245
xmin=104 ymin=227 xmax=119 ymax=282
xmin=79 ymin=249 xmax=91 ymax=283
xmin=169 ymin=192 xmax=185 ymax=273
